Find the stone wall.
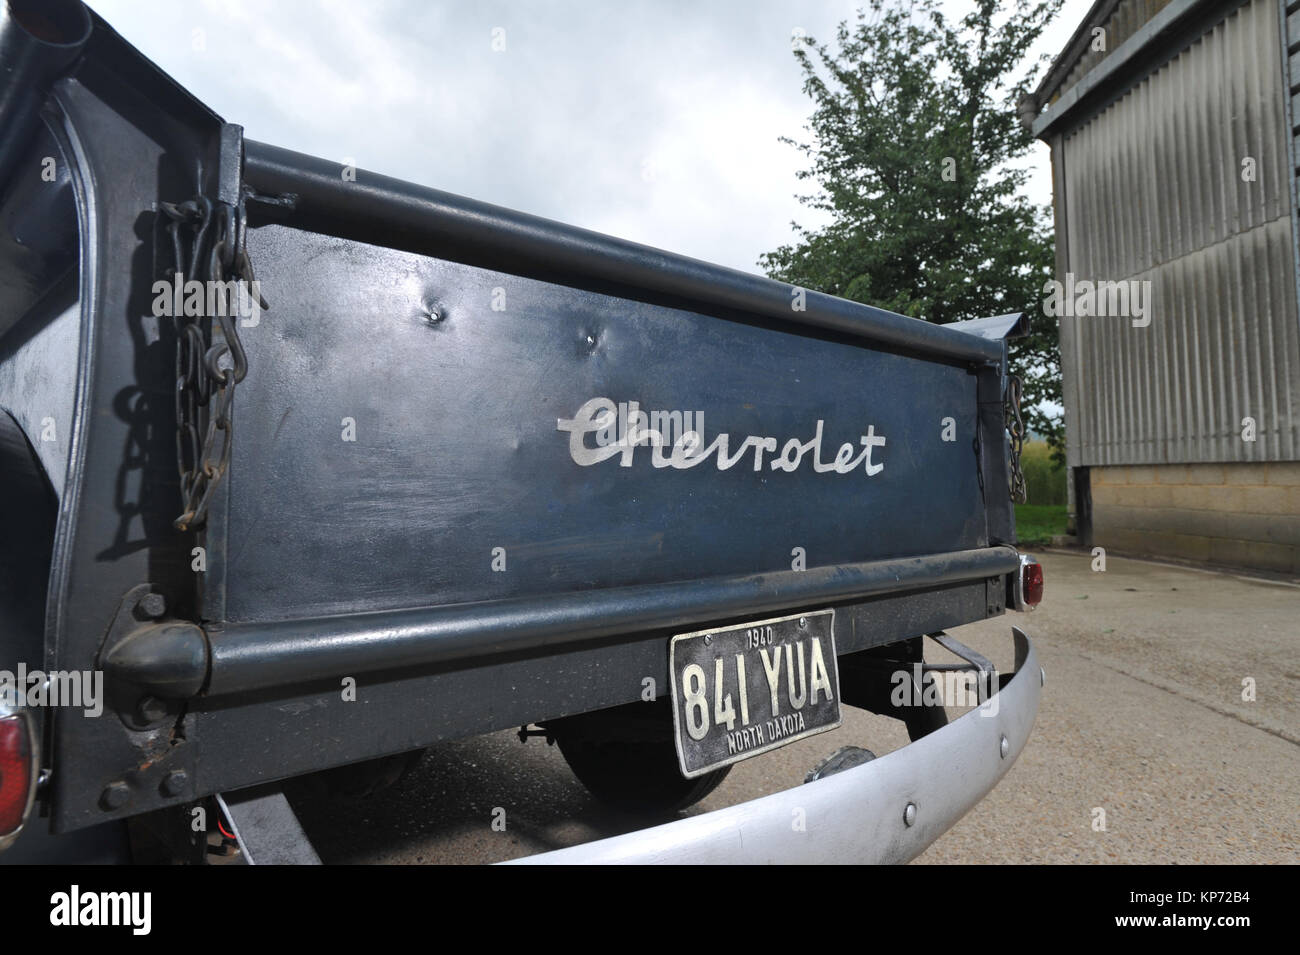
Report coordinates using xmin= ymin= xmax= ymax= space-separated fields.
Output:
xmin=1090 ymin=463 xmax=1300 ymax=574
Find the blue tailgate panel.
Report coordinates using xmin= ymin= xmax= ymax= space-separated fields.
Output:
xmin=224 ymin=226 xmax=987 ymax=623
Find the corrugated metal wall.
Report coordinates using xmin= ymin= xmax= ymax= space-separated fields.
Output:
xmin=1057 ymin=0 xmax=1175 ymax=98
xmin=1059 ymin=0 xmax=1300 ymax=465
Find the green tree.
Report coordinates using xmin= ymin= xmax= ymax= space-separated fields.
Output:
xmin=761 ymin=0 xmax=1063 ymax=460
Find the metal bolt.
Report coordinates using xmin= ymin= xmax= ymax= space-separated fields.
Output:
xmin=585 ymin=333 xmax=596 ymax=348
xmin=1040 ymin=667 xmax=1046 ymax=687
xmin=161 ymin=769 xmax=188 ymax=797
xmin=799 ymin=617 xmax=808 ymax=629
xmin=100 ymin=782 xmax=130 ymax=811
xmin=903 ymin=802 xmax=917 ymax=827
xmin=999 ymin=735 xmax=1010 ymax=759
xmin=136 ymin=592 xmax=166 ymax=620
xmin=703 ymin=634 xmax=711 ymax=646
xmin=423 ymin=302 xmax=443 ymax=325
xmin=136 ymin=696 xmax=168 ymax=723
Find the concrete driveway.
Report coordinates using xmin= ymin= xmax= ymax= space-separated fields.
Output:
xmin=290 ymin=551 xmax=1299 ymax=864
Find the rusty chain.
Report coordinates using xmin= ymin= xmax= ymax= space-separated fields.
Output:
xmin=162 ymin=193 xmax=265 ymax=531
xmin=1006 ymin=372 xmax=1027 ymax=504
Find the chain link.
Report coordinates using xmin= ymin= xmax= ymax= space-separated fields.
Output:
xmin=1006 ymin=372 xmax=1027 ymax=504
xmin=162 ymin=193 xmax=264 ymax=531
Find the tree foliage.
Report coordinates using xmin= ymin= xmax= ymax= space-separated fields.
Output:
xmin=761 ymin=0 xmax=1064 ymax=459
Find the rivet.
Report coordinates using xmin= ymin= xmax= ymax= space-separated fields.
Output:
xmin=100 ymin=782 xmax=130 ymax=811
xmin=703 ymin=634 xmax=711 ymax=646
xmin=161 ymin=769 xmax=189 ymax=797
xmin=799 ymin=617 xmax=808 ymax=629
xmin=423 ymin=302 xmax=443 ymax=325
xmin=1040 ymin=666 xmax=1046 ymax=687
xmin=903 ymin=802 xmax=917 ymax=827
xmin=999 ymin=735 xmax=1010 ymax=759
xmin=135 ymin=592 xmax=166 ymax=620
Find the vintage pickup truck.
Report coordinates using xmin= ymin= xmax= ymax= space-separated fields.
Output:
xmin=0 ymin=0 xmax=1042 ymax=864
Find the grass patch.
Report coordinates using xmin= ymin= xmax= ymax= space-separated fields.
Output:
xmin=1015 ymin=503 xmax=1067 ymax=545
xmin=1021 ymin=440 xmax=1066 ymax=505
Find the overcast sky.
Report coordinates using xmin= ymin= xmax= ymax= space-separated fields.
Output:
xmin=91 ymin=0 xmax=1089 ymax=276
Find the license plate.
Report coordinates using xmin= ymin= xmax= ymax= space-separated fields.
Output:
xmin=669 ymin=609 xmax=840 ymax=778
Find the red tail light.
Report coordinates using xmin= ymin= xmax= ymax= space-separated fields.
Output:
xmin=1011 ymin=554 xmax=1043 ymax=611
xmin=1022 ymin=561 xmax=1044 ymax=606
xmin=0 ymin=709 xmax=37 ymax=849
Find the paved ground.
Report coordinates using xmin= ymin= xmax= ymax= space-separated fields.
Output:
xmin=291 ymin=552 xmax=1299 ymax=864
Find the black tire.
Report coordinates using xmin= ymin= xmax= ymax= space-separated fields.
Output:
xmin=557 ymin=735 xmax=731 ymax=815
xmin=549 ymin=700 xmax=731 ymax=814
xmin=315 ymin=749 xmax=424 ymax=799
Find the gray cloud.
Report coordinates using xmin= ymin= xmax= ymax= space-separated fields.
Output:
xmin=93 ymin=0 xmax=1072 ymax=275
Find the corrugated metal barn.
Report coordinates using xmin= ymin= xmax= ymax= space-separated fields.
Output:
xmin=1023 ymin=0 xmax=1300 ymax=574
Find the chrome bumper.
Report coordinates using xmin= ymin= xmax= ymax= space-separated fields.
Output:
xmin=509 ymin=627 xmax=1041 ymax=865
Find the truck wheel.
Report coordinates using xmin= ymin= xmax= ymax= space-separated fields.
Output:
xmin=556 ymin=735 xmax=731 ymax=814
xmin=314 ymin=749 xmax=424 ymax=799
xmin=548 ymin=700 xmax=730 ymax=814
